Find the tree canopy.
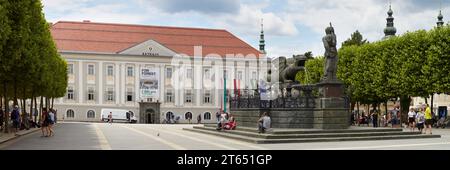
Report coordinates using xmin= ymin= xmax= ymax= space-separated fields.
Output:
xmin=1 ymin=0 xmax=68 ymax=132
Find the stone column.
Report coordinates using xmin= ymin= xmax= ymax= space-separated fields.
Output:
xmin=98 ymin=61 xmax=103 ymax=105
xmin=78 ymin=61 xmax=83 ymax=104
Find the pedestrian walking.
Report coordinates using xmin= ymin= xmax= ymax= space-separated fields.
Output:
xmin=416 ymin=108 xmax=425 ymax=133
xmin=48 ymin=109 xmax=55 ymax=136
xmin=372 ymin=110 xmax=379 ymax=128
xmin=41 ymin=108 xmax=49 ymax=137
xmin=424 ymin=104 xmax=433 ymax=135
xmin=197 ymin=114 xmax=202 ymax=124
xmin=108 ymin=112 xmax=113 ymax=124
xmin=11 ymin=105 xmax=20 ymax=136
xmin=408 ymin=108 xmax=416 ymax=132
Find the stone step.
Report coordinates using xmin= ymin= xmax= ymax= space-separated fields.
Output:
xmin=204 ymin=124 xmax=403 ymax=134
xmin=194 ymin=126 xmax=421 ymax=139
xmin=183 ymin=128 xmax=441 ymax=144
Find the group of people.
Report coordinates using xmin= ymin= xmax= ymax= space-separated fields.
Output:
xmin=407 ymin=104 xmax=434 ymax=134
xmin=0 ymin=105 xmax=56 ymax=137
xmin=216 ymin=111 xmax=237 ymax=131
xmin=214 ymin=111 xmax=272 ymax=134
xmin=40 ymin=108 xmax=56 ymax=137
xmin=352 ymin=110 xmax=381 ymax=128
xmin=351 ymin=104 xmax=436 ymax=134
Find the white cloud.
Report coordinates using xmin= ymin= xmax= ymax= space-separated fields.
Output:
xmin=43 ymin=1 xmax=148 ymax=24
xmin=282 ymin=0 xmax=448 ymax=56
xmin=216 ymin=4 xmax=298 ymax=37
xmin=42 ymin=0 xmax=93 ymax=13
xmin=149 ymin=0 xmax=240 ymax=14
xmin=41 ymin=0 xmax=449 ymax=59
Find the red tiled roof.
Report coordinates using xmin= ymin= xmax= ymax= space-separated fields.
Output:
xmin=50 ymin=21 xmax=262 ymax=57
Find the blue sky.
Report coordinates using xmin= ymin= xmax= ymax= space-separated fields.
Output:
xmin=42 ymin=0 xmax=449 ymax=58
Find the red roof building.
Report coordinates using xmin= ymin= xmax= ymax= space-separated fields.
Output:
xmin=50 ymin=21 xmax=262 ymax=57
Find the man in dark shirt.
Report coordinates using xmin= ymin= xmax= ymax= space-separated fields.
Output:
xmin=11 ymin=105 xmax=20 ymax=135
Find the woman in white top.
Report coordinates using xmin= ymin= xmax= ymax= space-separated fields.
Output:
xmin=407 ymin=108 xmax=416 ymax=132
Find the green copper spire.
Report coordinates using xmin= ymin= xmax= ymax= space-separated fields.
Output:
xmin=259 ymin=18 xmax=266 ymax=54
xmin=384 ymin=4 xmax=397 ymax=39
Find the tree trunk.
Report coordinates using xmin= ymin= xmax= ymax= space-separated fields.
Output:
xmin=431 ymin=93 xmax=434 ymax=115
xmin=21 ymin=98 xmax=25 ymax=115
xmin=51 ymin=98 xmax=54 ymax=109
xmin=39 ymin=96 xmax=43 ymax=122
xmin=46 ymin=97 xmax=50 ymax=110
xmin=357 ymin=102 xmax=360 ymax=117
xmin=372 ymin=103 xmax=377 ymax=112
xmin=13 ymin=79 xmax=18 ymax=106
xmin=424 ymin=97 xmax=428 ymax=105
xmin=400 ymin=96 xmax=412 ymax=126
xmin=350 ymin=101 xmax=356 ymax=112
xmin=367 ymin=105 xmax=369 ymax=116
xmin=30 ymin=95 xmax=33 ymax=120
xmin=34 ymin=97 xmax=37 ymax=122
xmin=384 ymin=101 xmax=388 ymax=117
xmin=3 ymin=82 xmax=9 ymax=133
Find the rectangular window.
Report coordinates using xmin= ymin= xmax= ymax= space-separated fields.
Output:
xmin=204 ymin=68 xmax=210 ymax=79
xmin=88 ymin=65 xmax=95 ymax=75
xmin=166 ymin=89 xmax=173 ymax=103
xmin=166 ymin=67 xmax=172 ymax=79
xmin=185 ymin=90 xmax=192 ymax=103
xmin=107 ymin=65 xmax=114 ymax=76
xmin=67 ymin=87 xmax=74 ymax=100
xmin=107 ymin=88 xmax=114 ymax=101
xmin=237 ymin=71 xmax=243 ymax=80
xmin=223 ymin=70 xmax=228 ymax=79
xmin=204 ymin=90 xmax=211 ymax=104
xmin=127 ymin=66 xmax=134 ymax=77
xmin=126 ymin=88 xmax=133 ymax=102
xmin=186 ymin=68 xmax=193 ymax=79
xmin=68 ymin=64 xmax=74 ymax=75
xmin=87 ymin=87 xmax=95 ymax=101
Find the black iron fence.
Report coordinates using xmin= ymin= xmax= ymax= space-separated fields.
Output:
xmin=230 ymin=85 xmax=318 ymax=109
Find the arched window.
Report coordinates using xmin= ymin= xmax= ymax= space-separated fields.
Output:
xmin=204 ymin=112 xmax=211 ymax=120
xmin=185 ymin=112 xmax=192 ymax=120
xmin=87 ymin=110 xmax=95 ymax=118
xmin=166 ymin=112 xmax=174 ymax=120
xmin=66 ymin=109 xmax=75 ymax=118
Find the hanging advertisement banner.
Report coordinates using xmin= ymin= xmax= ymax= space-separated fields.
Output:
xmin=140 ymin=67 xmax=160 ymax=99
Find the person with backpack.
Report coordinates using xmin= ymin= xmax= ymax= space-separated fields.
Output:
xmin=11 ymin=105 xmax=20 ymax=136
xmin=47 ymin=109 xmax=55 ymax=137
xmin=416 ymin=108 xmax=425 ymax=133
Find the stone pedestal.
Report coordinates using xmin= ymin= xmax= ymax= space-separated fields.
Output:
xmin=317 ymin=80 xmax=344 ymax=98
xmin=313 ymin=80 xmax=348 ymax=129
xmin=314 ymin=98 xmax=349 ymax=129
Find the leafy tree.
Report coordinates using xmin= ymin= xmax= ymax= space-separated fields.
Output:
xmin=296 ymin=57 xmax=324 ymax=84
xmin=342 ymin=30 xmax=368 ymax=47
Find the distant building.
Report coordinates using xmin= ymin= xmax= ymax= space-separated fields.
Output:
xmin=51 ymin=21 xmax=269 ymax=123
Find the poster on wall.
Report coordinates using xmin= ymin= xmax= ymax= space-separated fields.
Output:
xmin=140 ymin=67 xmax=160 ymax=99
